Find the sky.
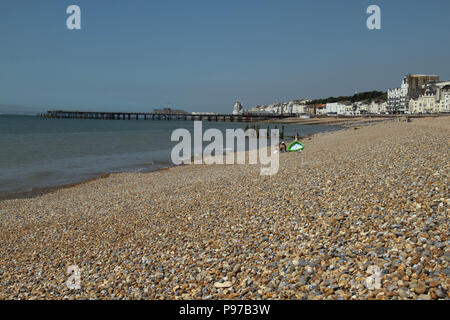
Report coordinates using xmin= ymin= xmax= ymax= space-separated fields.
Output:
xmin=1 ymin=0 xmax=449 ymax=113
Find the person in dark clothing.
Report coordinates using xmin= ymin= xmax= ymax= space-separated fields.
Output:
xmin=279 ymin=141 xmax=287 ymax=152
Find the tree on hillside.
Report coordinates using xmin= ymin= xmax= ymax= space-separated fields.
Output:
xmin=306 ymin=91 xmax=387 ymax=105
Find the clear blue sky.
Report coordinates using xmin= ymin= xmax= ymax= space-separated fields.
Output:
xmin=1 ymin=0 xmax=449 ymax=113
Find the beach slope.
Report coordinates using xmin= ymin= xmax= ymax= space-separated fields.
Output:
xmin=0 ymin=117 xmax=448 ymax=300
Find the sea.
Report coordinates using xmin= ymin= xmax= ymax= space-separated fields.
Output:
xmin=0 ymin=114 xmax=340 ymax=197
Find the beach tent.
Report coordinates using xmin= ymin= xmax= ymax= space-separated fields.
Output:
xmin=287 ymin=140 xmax=305 ymax=152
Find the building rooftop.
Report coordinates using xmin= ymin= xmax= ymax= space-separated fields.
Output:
xmin=435 ymin=81 xmax=450 ymax=87
xmin=411 ymin=74 xmax=439 ymax=77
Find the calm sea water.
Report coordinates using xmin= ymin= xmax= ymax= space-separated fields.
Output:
xmin=0 ymin=115 xmax=340 ymax=196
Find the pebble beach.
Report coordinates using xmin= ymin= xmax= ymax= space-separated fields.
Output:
xmin=0 ymin=117 xmax=448 ymax=300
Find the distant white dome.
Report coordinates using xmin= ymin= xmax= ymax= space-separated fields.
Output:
xmin=232 ymin=101 xmax=244 ymax=115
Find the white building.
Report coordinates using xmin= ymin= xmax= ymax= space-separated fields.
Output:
xmin=387 ymin=77 xmax=409 ymax=114
xmin=435 ymin=81 xmax=450 ymax=113
xmin=323 ymin=102 xmax=344 ymax=115
xmin=232 ymin=101 xmax=244 ymax=115
xmin=441 ymin=91 xmax=450 ymax=112
xmin=345 ymin=104 xmax=360 ymax=116
xmin=291 ymin=103 xmax=306 ymax=114
xmin=409 ymin=81 xmax=450 ymax=114
xmin=290 ymin=100 xmax=311 ymax=115
xmin=356 ymin=101 xmax=370 ymax=114
xmin=322 ymin=102 xmax=358 ymax=115
xmin=249 ymin=99 xmax=309 ymax=115
xmin=409 ymin=92 xmax=438 ymax=114
xmin=368 ymin=101 xmax=387 ymax=114
xmin=423 ymin=90 xmax=438 ymax=113
xmin=388 ymin=74 xmax=440 ymax=114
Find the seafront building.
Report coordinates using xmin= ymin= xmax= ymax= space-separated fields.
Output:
xmin=248 ymin=100 xmax=310 ymax=115
xmin=317 ymin=101 xmax=389 ymax=116
xmin=153 ymin=107 xmax=188 ymax=115
xmin=319 ymin=102 xmax=345 ymax=115
xmin=248 ymin=99 xmax=387 ymax=116
xmin=232 ymin=101 xmax=244 ymax=115
xmin=434 ymin=81 xmax=450 ymax=113
xmin=371 ymin=101 xmax=387 ymax=114
xmin=318 ymin=102 xmax=357 ymax=116
xmin=291 ymin=101 xmax=309 ymax=114
xmin=387 ymin=74 xmax=440 ymax=114
xmin=356 ymin=100 xmax=387 ymax=114
xmin=408 ymin=81 xmax=450 ymax=114
xmin=238 ymin=74 xmax=447 ymax=116
xmin=409 ymin=88 xmax=436 ymax=114
xmin=306 ymin=104 xmax=326 ymax=116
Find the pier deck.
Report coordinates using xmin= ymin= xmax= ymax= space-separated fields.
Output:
xmin=39 ymin=110 xmax=294 ymax=122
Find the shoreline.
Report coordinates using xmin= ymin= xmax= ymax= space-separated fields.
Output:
xmin=0 ymin=116 xmax=398 ymax=202
xmin=0 ymin=167 xmax=175 ymax=202
xmin=0 ymin=126 xmax=336 ymax=202
xmin=0 ymin=115 xmax=439 ymax=202
xmin=0 ymin=173 xmax=111 ymax=201
xmin=263 ymin=114 xmax=448 ymax=125
xmin=3 ymin=115 xmax=440 ymax=202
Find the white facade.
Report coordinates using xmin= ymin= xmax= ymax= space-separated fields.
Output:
xmin=435 ymin=81 xmax=450 ymax=113
xmin=422 ymin=92 xmax=438 ymax=113
xmin=232 ymin=101 xmax=244 ymax=115
xmin=388 ymin=74 xmax=441 ymax=114
xmin=249 ymin=100 xmax=309 ymax=115
xmin=368 ymin=101 xmax=387 ymax=114
xmin=324 ymin=102 xmax=344 ymax=115
xmin=409 ymin=99 xmax=422 ymax=114
xmin=291 ymin=104 xmax=306 ymax=114
xmin=409 ymin=81 xmax=450 ymax=114
xmin=387 ymin=77 xmax=409 ymax=114
xmin=441 ymin=91 xmax=450 ymax=112
xmin=345 ymin=105 xmax=360 ymax=116
xmin=323 ymin=102 xmax=359 ymax=115
xmin=409 ymin=92 xmax=438 ymax=114
xmin=356 ymin=102 xmax=369 ymax=114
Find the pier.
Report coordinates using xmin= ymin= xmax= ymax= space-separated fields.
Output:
xmin=39 ymin=110 xmax=294 ymax=122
